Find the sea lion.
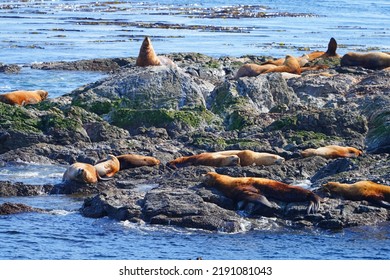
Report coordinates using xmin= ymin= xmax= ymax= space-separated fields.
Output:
xmin=116 ymin=154 xmax=161 ymax=170
xmin=301 ymin=145 xmax=362 ymax=159
xmin=62 ymin=162 xmax=110 ymax=184
xmin=340 ymin=52 xmax=390 ymax=70
xmin=94 ymin=154 xmax=120 ymax=177
xmin=323 ymin=181 xmax=390 ymax=208
xmin=263 ymin=55 xmax=302 ymax=75
xmin=167 ymin=153 xmax=240 ymax=169
xmin=0 ymin=90 xmax=48 ymax=106
xmin=234 ymin=63 xmax=277 ymax=79
xmin=214 ymin=150 xmax=285 ymax=166
xmin=204 ymin=172 xmax=321 ymax=214
xmin=306 ymin=37 xmax=339 ymax=60
xmin=136 ymin=36 xmax=161 ymax=67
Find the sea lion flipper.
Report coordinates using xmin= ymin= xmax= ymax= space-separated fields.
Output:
xmin=243 ymin=191 xmax=275 ymax=209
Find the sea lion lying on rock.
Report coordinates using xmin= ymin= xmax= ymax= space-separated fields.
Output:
xmin=301 ymin=145 xmax=362 ymax=159
xmin=203 ymin=172 xmax=321 ymax=214
xmin=323 ymin=181 xmax=390 ymax=208
xmin=341 ymin=52 xmax=390 ymax=70
xmin=116 ymin=154 xmax=161 ymax=170
xmin=0 ymin=90 xmax=48 ymax=106
xmin=167 ymin=152 xmax=240 ymax=169
xmin=63 ymin=162 xmax=111 ymax=184
xmin=213 ymin=150 xmax=285 ymax=166
xmin=94 ymin=154 xmax=120 ymax=177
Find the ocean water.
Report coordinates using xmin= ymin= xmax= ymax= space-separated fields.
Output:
xmin=0 ymin=0 xmax=390 ymax=260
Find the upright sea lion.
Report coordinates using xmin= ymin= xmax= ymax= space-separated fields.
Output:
xmin=136 ymin=36 xmax=161 ymax=67
xmin=214 ymin=150 xmax=285 ymax=166
xmin=305 ymin=37 xmax=339 ymax=60
xmin=204 ymin=172 xmax=321 ymax=214
xmin=167 ymin=153 xmax=240 ymax=169
xmin=94 ymin=154 xmax=120 ymax=177
xmin=116 ymin=154 xmax=161 ymax=170
xmin=340 ymin=52 xmax=390 ymax=70
xmin=301 ymin=145 xmax=362 ymax=159
xmin=0 ymin=90 xmax=48 ymax=106
xmin=62 ymin=162 xmax=110 ymax=184
xmin=323 ymin=181 xmax=390 ymax=208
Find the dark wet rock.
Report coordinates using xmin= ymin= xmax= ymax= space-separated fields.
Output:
xmin=0 ymin=181 xmax=53 ymax=196
xmin=31 ymin=58 xmax=134 ymax=72
xmin=0 ymin=202 xmax=43 ymax=215
xmin=0 ymin=63 xmax=21 ymax=73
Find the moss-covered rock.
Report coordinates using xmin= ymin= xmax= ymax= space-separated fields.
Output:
xmin=107 ymin=107 xmax=218 ymax=134
xmin=0 ymin=103 xmax=41 ymax=133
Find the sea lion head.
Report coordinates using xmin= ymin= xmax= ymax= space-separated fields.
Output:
xmin=322 ymin=182 xmax=342 ymax=193
xmin=37 ymin=90 xmax=48 ymax=100
xmin=225 ymin=155 xmax=240 ymax=166
xmin=326 ymin=37 xmax=338 ymax=56
xmin=202 ymin=171 xmax=218 ymax=186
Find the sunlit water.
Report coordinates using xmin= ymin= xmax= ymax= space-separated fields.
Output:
xmin=0 ymin=0 xmax=389 ymax=260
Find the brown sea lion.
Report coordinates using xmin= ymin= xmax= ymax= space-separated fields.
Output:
xmin=62 ymin=162 xmax=110 ymax=184
xmin=167 ymin=153 xmax=240 ymax=169
xmin=340 ymin=52 xmax=390 ymax=70
xmin=306 ymin=37 xmax=339 ymax=60
xmin=204 ymin=172 xmax=321 ymax=214
xmin=323 ymin=181 xmax=390 ymax=208
xmin=263 ymin=55 xmax=302 ymax=75
xmin=214 ymin=150 xmax=285 ymax=166
xmin=234 ymin=63 xmax=277 ymax=79
xmin=94 ymin=154 xmax=120 ymax=177
xmin=136 ymin=36 xmax=161 ymax=67
xmin=301 ymin=145 xmax=362 ymax=159
xmin=0 ymin=90 xmax=48 ymax=106
xmin=116 ymin=154 xmax=161 ymax=170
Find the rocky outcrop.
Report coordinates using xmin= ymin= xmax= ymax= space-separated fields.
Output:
xmin=1 ymin=54 xmax=389 ymax=233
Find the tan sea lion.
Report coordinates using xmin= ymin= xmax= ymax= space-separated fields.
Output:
xmin=62 ymin=162 xmax=110 ymax=184
xmin=301 ymin=145 xmax=362 ymax=159
xmin=116 ymin=154 xmax=161 ymax=170
xmin=340 ymin=52 xmax=390 ymax=70
xmin=167 ymin=153 xmax=240 ymax=169
xmin=94 ymin=154 xmax=120 ymax=177
xmin=263 ymin=55 xmax=302 ymax=75
xmin=323 ymin=181 xmax=390 ymax=208
xmin=204 ymin=172 xmax=321 ymax=214
xmin=234 ymin=63 xmax=277 ymax=79
xmin=0 ymin=90 xmax=48 ymax=106
xmin=136 ymin=36 xmax=161 ymax=67
xmin=214 ymin=150 xmax=285 ymax=166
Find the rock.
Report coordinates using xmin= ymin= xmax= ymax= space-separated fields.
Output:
xmin=0 ymin=181 xmax=53 ymax=196
xmin=31 ymin=58 xmax=134 ymax=72
xmin=0 ymin=202 xmax=43 ymax=215
xmin=71 ymin=65 xmax=210 ymax=111
xmin=0 ymin=63 xmax=21 ymax=73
